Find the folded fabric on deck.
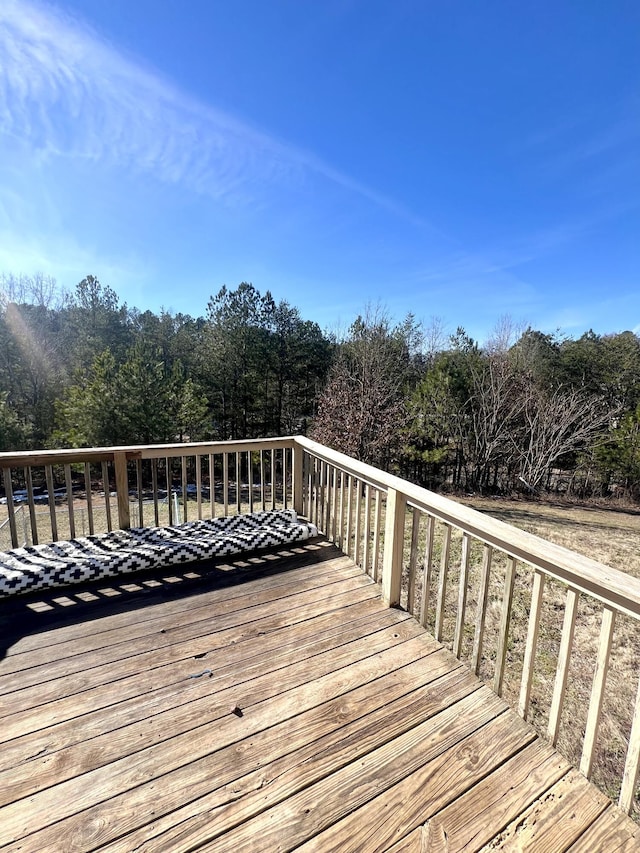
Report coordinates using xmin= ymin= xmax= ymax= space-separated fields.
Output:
xmin=0 ymin=509 xmax=318 ymax=597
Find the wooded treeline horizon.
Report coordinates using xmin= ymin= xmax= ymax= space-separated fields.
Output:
xmin=2 ymin=272 xmax=640 ymax=501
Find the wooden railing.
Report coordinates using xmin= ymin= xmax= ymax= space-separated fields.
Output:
xmin=2 ymin=435 xmax=640 ymax=814
xmin=0 ymin=438 xmax=297 ymax=549
xmin=296 ymin=436 xmax=640 ymax=816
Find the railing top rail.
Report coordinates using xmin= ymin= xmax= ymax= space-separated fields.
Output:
xmin=294 ymin=435 xmax=640 ymax=620
xmin=0 ymin=437 xmax=296 ymax=469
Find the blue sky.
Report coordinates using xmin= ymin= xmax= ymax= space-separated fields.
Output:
xmin=0 ymin=0 xmax=638 ymax=342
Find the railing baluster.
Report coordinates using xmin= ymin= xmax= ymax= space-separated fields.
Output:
xmin=83 ymin=463 xmax=94 ymax=535
xmin=166 ymin=457 xmax=173 ymax=525
xmin=22 ymin=468 xmax=33 ymax=545
xmin=407 ymin=507 xmax=420 ymax=615
xmin=113 ymin=453 xmax=130 ymax=530
xmin=319 ymin=459 xmax=326 ymax=531
xmin=419 ymin=514 xmax=436 ymax=628
xmin=45 ymin=463 xmax=58 ymax=540
xmin=435 ymin=523 xmax=452 ymax=642
xmin=209 ymin=453 xmax=215 ymax=519
xmin=372 ymin=489 xmax=382 ymax=582
xmin=260 ymin=450 xmax=266 ymax=511
xmin=102 ymin=461 xmax=112 ymax=531
xmin=581 ymin=605 xmax=616 ymax=779
xmin=235 ymin=452 xmax=241 ymax=514
xmin=331 ymin=466 xmax=339 ymax=543
xmin=303 ymin=452 xmax=310 ymax=518
xmin=26 ymin=466 xmax=39 ymax=544
xmin=338 ymin=470 xmax=345 ymax=551
xmin=494 ymin=556 xmax=517 ymax=697
xmin=271 ymin=450 xmax=276 ymax=510
xmin=518 ymin=570 xmax=546 ymax=719
xmin=345 ymin=475 xmax=353 ymax=557
xmin=316 ymin=460 xmax=323 ymax=534
xmin=223 ymin=452 xmax=229 ymax=516
xmin=312 ymin=457 xmax=319 ymax=528
xmin=322 ymin=462 xmax=331 ymax=537
xmin=471 ymin=544 xmax=493 ymax=674
xmin=282 ymin=448 xmax=288 ymax=509
xmin=248 ymin=451 xmax=254 ymax=514
xmin=64 ymin=463 xmax=75 ymax=538
xmin=308 ymin=456 xmax=314 ymax=526
xmin=136 ymin=459 xmax=144 ymax=527
xmin=324 ymin=464 xmax=332 ymax=536
xmin=311 ymin=457 xmax=317 ymax=526
xmin=151 ymin=459 xmax=159 ymax=527
xmin=196 ymin=454 xmax=203 ymax=520
xmin=453 ymin=532 xmax=471 ymax=659
xmin=620 ymin=672 xmax=640 ymax=813
xmin=362 ymin=483 xmax=371 ymax=575
xmin=547 ymin=587 xmax=578 ymax=746
xmin=181 ymin=456 xmax=188 ymax=523
xmin=354 ymin=479 xmax=363 ymax=567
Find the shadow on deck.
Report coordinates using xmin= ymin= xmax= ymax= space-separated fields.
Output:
xmin=0 ymin=538 xmax=637 ymax=852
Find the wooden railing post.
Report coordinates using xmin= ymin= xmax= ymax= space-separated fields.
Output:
xmin=114 ymin=451 xmax=130 ymax=530
xmin=381 ymin=487 xmax=406 ymax=607
xmin=292 ymin=443 xmax=304 ymax=516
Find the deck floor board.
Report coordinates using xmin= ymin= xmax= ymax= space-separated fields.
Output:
xmin=0 ymin=538 xmax=636 ymax=852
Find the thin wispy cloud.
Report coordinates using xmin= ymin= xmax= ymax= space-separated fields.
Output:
xmin=0 ymin=0 xmax=296 ymax=202
xmin=1 ymin=1 xmax=636 ymax=341
xmin=0 ymin=0 xmax=423 ymax=221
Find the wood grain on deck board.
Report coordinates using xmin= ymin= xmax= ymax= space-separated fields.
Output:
xmin=0 ymin=603 xmax=414 ymax=803
xmin=7 ymin=667 xmax=486 ymax=853
xmin=0 ymin=619 xmax=433 ymax=848
xmin=0 ymin=559 xmax=364 ymax=690
xmin=1 ymin=540 xmax=637 ymax=853
xmin=566 ymin=805 xmax=640 ymax=852
xmin=0 ymin=573 xmax=374 ymax=711
xmin=0 ymin=575 xmax=381 ymax=730
xmin=481 ymin=770 xmax=611 ymax=852
xmin=100 ymin=658 xmax=475 ymax=853
xmin=0 ymin=592 xmax=387 ymax=774
xmin=0 ymin=581 xmax=379 ymax=731
xmin=0 ymin=550 xmax=355 ymax=675
xmin=0 ymin=540 xmax=340 ymax=659
xmin=384 ymin=827 xmax=429 ymax=853
xmin=289 ymin=717 xmax=536 ymax=853
xmin=424 ymin=742 xmax=570 ymax=852
xmin=202 ymin=697 xmax=525 ymax=853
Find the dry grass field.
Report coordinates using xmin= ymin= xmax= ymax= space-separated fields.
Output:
xmin=465 ymin=496 xmax=640 ymax=580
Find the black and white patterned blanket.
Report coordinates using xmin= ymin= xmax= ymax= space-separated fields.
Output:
xmin=0 ymin=510 xmax=318 ymax=597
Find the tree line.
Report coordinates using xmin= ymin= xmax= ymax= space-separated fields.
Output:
xmin=0 ymin=274 xmax=330 ymax=450
xmin=312 ymin=311 xmax=640 ymax=499
xmin=2 ymin=272 xmax=640 ymax=500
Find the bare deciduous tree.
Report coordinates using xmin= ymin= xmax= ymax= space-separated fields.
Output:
xmin=515 ymin=384 xmax=612 ymax=491
xmin=311 ymin=307 xmax=414 ymax=469
xmin=462 ymin=353 xmax=526 ymax=492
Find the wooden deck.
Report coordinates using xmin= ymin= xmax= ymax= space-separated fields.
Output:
xmin=0 ymin=538 xmax=638 ymax=852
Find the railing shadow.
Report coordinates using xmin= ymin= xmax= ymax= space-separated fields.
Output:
xmin=0 ymin=537 xmax=338 ymax=662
